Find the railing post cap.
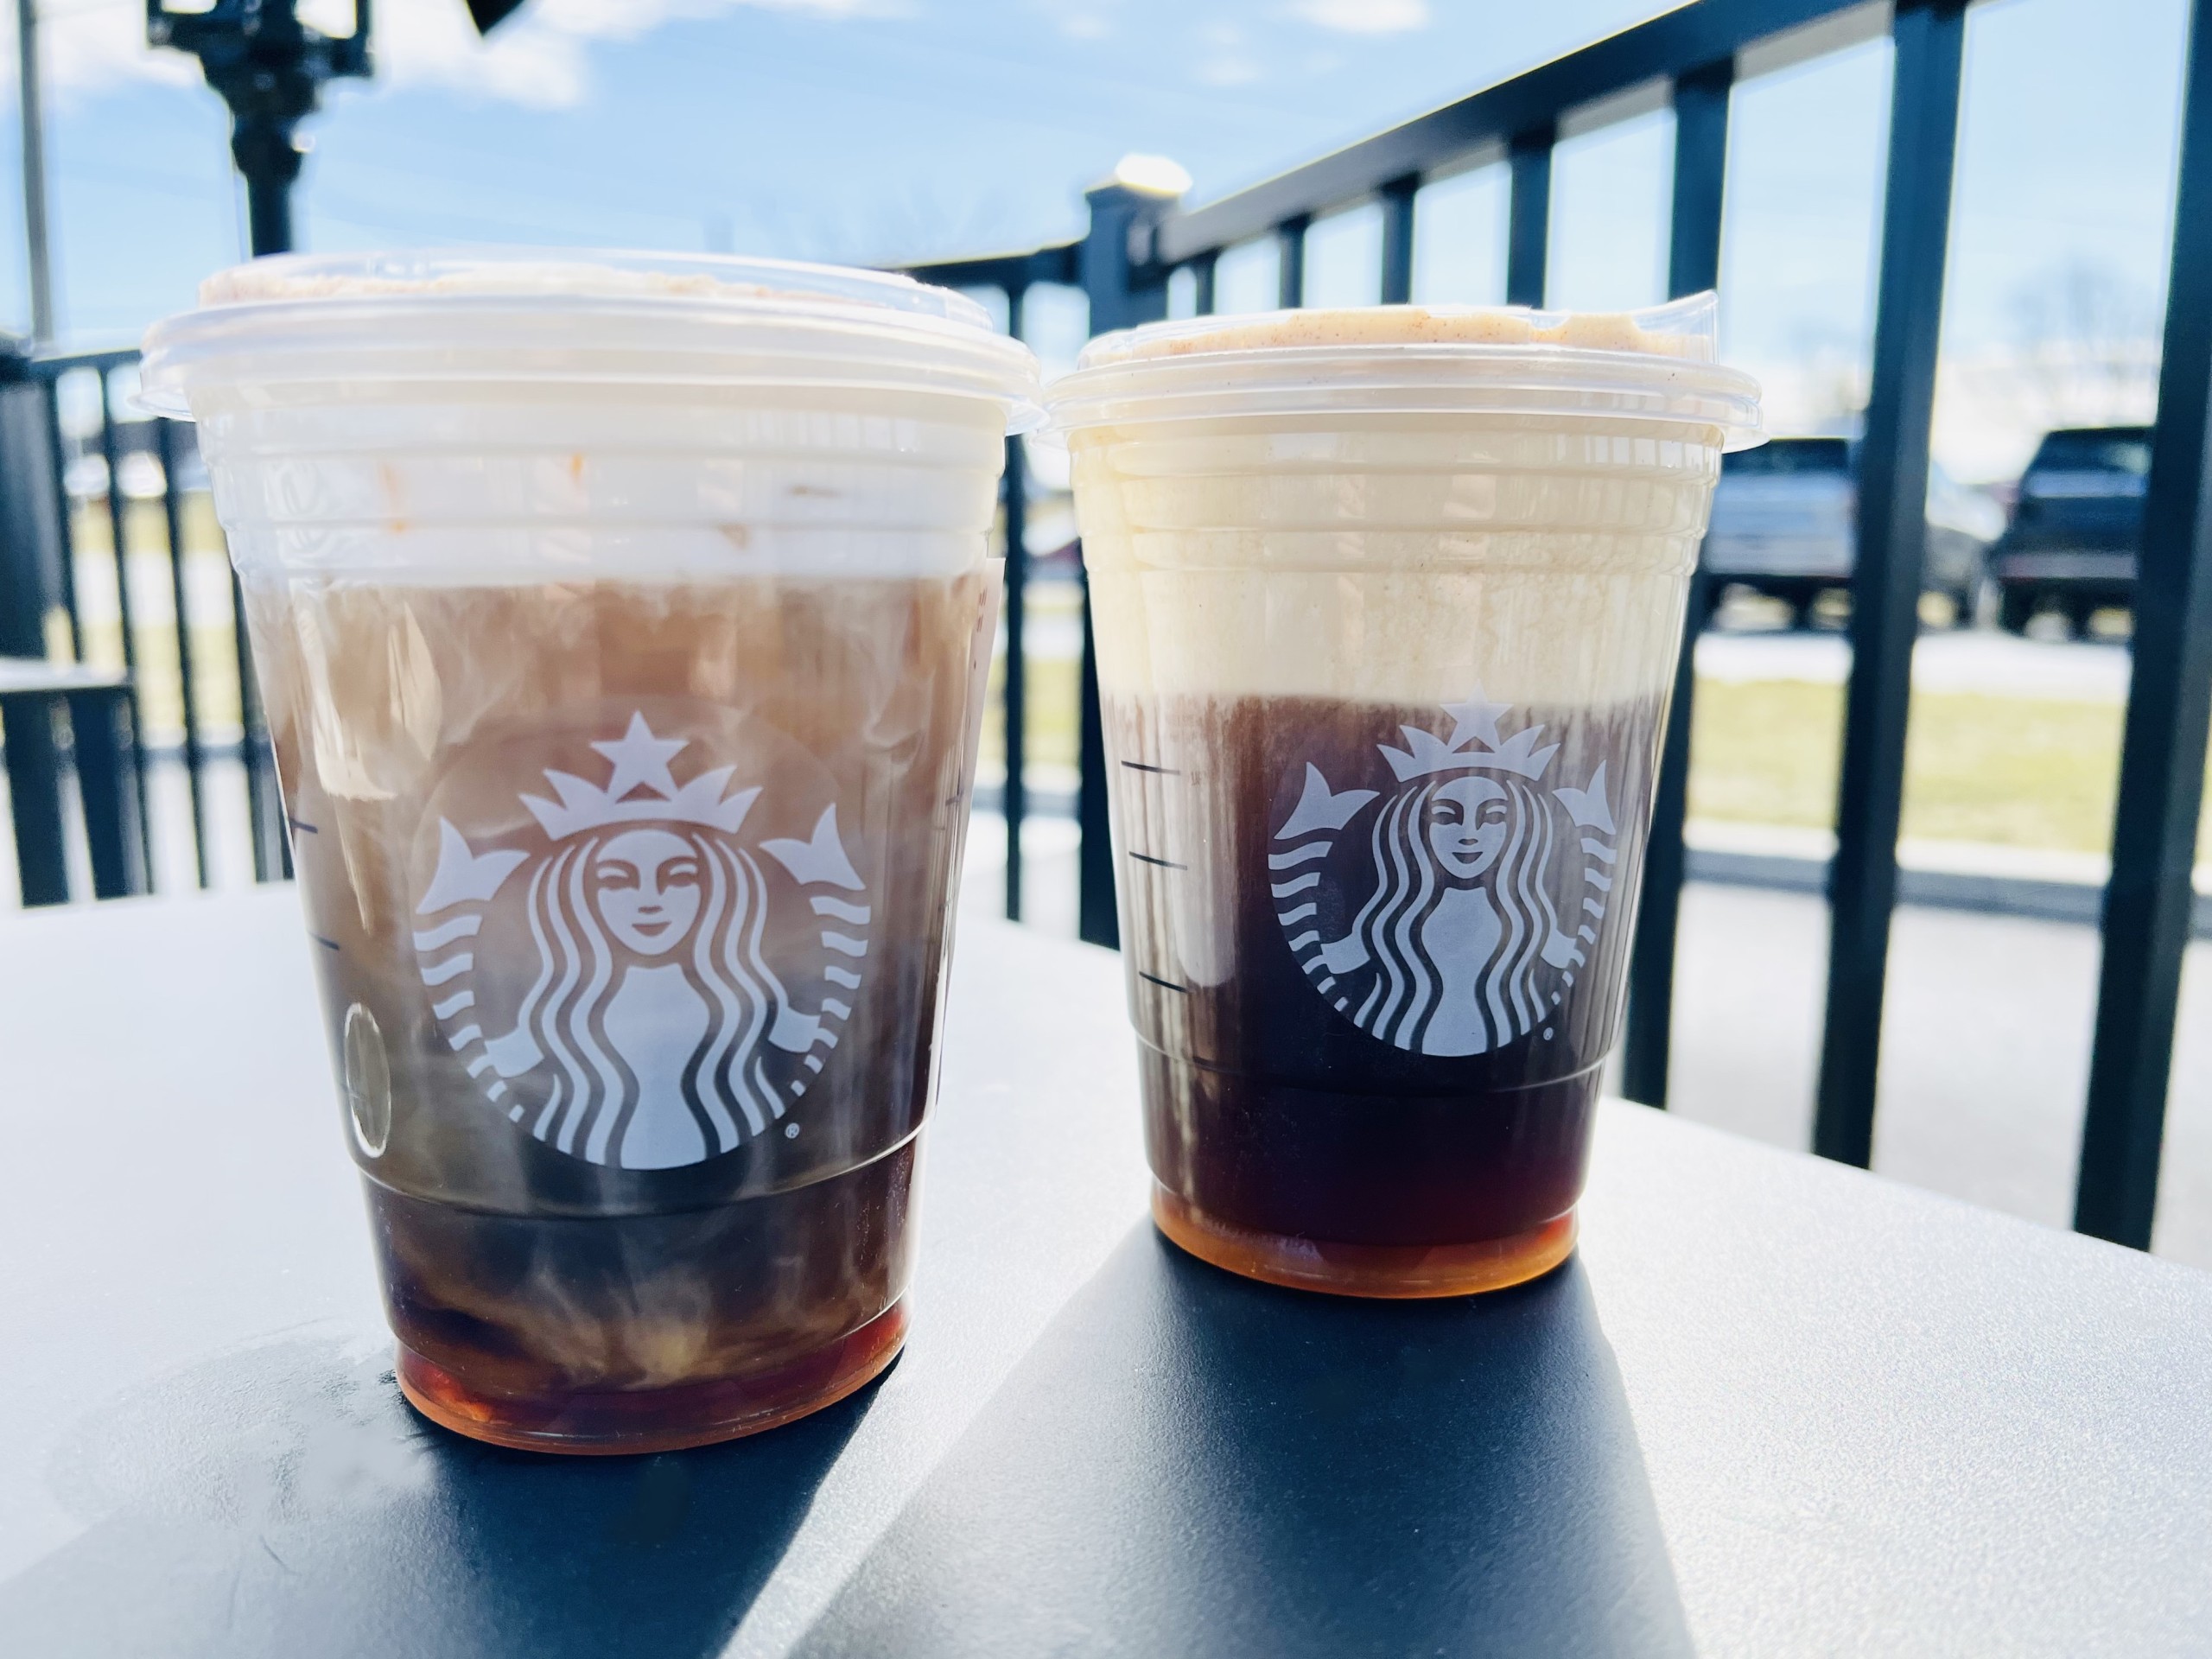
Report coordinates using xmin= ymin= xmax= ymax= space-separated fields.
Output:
xmin=1089 ymin=154 xmax=1191 ymax=203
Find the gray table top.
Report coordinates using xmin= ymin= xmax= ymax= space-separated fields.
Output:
xmin=2 ymin=889 xmax=2208 ymax=1657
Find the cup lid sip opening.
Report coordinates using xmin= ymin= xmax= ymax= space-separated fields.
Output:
xmin=140 ymin=247 xmax=1046 ymax=433
xmin=1046 ymin=291 xmax=1764 ymax=451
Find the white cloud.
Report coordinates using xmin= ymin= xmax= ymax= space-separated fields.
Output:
xmin=1291 ymin=0 xmax=1429 ymax=35
xmin=1196 ymin=19 xmax=1261 ymax=87
xmin=1027 ymin=1 xmax=1117 ymax=43
xmin=15 ymin=0 xmax=892 ymax=111
xmin=0 ymin=7 xmax=199 ymax=99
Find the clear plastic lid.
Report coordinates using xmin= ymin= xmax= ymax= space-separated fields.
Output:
xmin=1046 ymin=291 xmax=1763 ymax=449
xmin=140 ymin=248 xmax=1044 ymax=432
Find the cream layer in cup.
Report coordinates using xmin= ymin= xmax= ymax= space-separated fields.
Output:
xmin=1053 ymin=294 xmax=1762 ymax=710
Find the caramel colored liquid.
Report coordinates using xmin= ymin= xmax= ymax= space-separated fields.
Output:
xmin=379 ymin=1154 xmax=915 ymax=1452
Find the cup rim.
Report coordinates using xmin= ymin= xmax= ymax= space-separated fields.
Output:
xmin=1044 ymin=294 xmax=1765 ymax=452
xmin=140 ymin=247 xmax=1045 ymax=434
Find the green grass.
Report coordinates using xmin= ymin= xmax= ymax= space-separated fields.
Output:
xmin=980 ymin=652 xmax=1080 ymax=778
xmin=1688 ymin=677 xmax=2211 ymax=859
xmin=1687 ymin=679 xmax=1847 ymax=832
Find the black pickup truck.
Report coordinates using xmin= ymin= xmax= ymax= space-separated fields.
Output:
xmin=1990 ymin=426 xmax=2152 ymax=632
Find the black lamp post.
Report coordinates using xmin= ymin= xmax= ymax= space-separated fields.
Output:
xmin=145 ymin=0 xmax=372 ymax=257
xmin=147 ymin=3 xmax=531 ymax=259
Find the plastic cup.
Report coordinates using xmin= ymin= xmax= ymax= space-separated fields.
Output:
xmin=1047 ymin=295 xmax=1762 ymax=1298
xmin=141 ymin=250 xmax=1039 ymax=1451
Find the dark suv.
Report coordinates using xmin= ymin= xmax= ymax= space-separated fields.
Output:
xmin=1990 ymin=426 xmax=2152 ymax=632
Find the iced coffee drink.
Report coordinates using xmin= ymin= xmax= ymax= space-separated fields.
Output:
xmin=141 ymin=251 xmax=1039 ymax=1450
xmin=1048 ymin=296 xmax=1761 ymax=1297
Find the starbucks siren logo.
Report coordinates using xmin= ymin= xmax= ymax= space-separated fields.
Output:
xmin=1270 ymin=690 xmax=1618 ymax=1057
xmin=410 ymin=712 xmax=867 ymax=1170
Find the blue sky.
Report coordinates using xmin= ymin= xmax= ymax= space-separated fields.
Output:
xmin=4 ymin=0 xmax=2194 ymax=476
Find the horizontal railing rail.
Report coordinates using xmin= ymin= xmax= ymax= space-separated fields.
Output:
xmin=911 ymin=0 xmax=2212 ymax=1254
xmin=1152 ymin=0 xmax=1883 ymax=267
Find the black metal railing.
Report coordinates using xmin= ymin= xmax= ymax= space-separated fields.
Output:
xmin=909 ymin=0 xmax=2212 ymax=1252
xmin=0 ymin=346 xmax=287 ymax=906
xmin=3 ymin=0 xmax=2206 ymax=1252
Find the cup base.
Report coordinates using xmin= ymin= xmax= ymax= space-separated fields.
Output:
xmin=1151 ymin=1184 xmax=1575 ymax=1299
xmin=394 ymin=1298 xmax=907 ymax=1456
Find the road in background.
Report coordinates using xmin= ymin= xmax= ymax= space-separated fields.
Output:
xmin=1698 ymin=625 xmax=2133 ymax=699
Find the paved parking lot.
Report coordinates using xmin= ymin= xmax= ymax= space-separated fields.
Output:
xmin=1696 ymin=624 xmax=2133 ymax=700
xmin=1665 ymin=881 xmax=2212 ymax=1270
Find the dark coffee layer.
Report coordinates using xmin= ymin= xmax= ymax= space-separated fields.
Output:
xmin=1142 ymin=1054 xmax=1599 ymax=1247
xmin=1108 ymin=690 xmax=1665 ymax=1249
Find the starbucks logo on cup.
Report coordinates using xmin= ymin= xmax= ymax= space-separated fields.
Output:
xmin=410 ymin=711 xmax=868 ymax=1170
xmin=1269 ymin=691 xmax=1618 ymax=1057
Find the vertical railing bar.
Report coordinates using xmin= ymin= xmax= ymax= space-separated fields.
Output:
xmin=155 ymin=417 xmax=208 ymax=888
xmin=1076 ymin=549 xmax=1116 ymax=946
xmin=1622 ymin=57 xmax=1735 ymax=1109
xmin=1 ymin=697 xmax=69 ymax=905
xmin=96 ymin=388 xmax=131 ymax=671
xmin=67 ymin=684 xmax=146 ymax=899
xmin=1812 ymin=0 xmax=1967 ymax=1167
xmin=1379 ymin=174 xmax=1419 ymax=306
xmin=2075 ymin=0 xmax=2212 ymax=1249
xmin=1277 ymin=214 xmax=1309 ymax=309
xmin=40 ymin=375 xmax=81 ymax=662
xmin=230 ymin=565 xmax=285 ymax=882
xmin=1074 ymin=178 xmax=1171 ymax=947
xmin=96 ymin=374 xmax=153 ymax=880
xmin=1193 ymin=251 xmax=1217 ymax=316
xmin=0 ymin=355 xmax=67 ymax=904
xmin=1505 ymin=124 xmax=1555 ymax=308
xmin=1001 ymin=283 xmax=1030 ymax=923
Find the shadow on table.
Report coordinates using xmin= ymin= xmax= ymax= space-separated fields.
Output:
xmin=0 ymin=1332 xmax=874 ymax=1657
xmin=799 ymin=1227 xmax=1693 ymax=1659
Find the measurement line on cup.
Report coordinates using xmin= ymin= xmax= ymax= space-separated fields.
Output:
xmin=1121 ymin=753 xmax=1198 ymax=1005
xmin=310 ymin=934 xmax=341 ymax=952
xmin=288 ymin=817 xmax=319 ymax=835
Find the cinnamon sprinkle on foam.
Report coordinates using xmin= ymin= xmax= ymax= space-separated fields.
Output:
xmin=1084 ymin=304 xmax=1704 ymax=363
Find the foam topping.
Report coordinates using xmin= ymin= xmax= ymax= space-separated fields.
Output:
xmin=1080 ymin=302 xmax=1706 ymax=364
xmin=1046 ymin=290 xmax=1762 ymax=450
